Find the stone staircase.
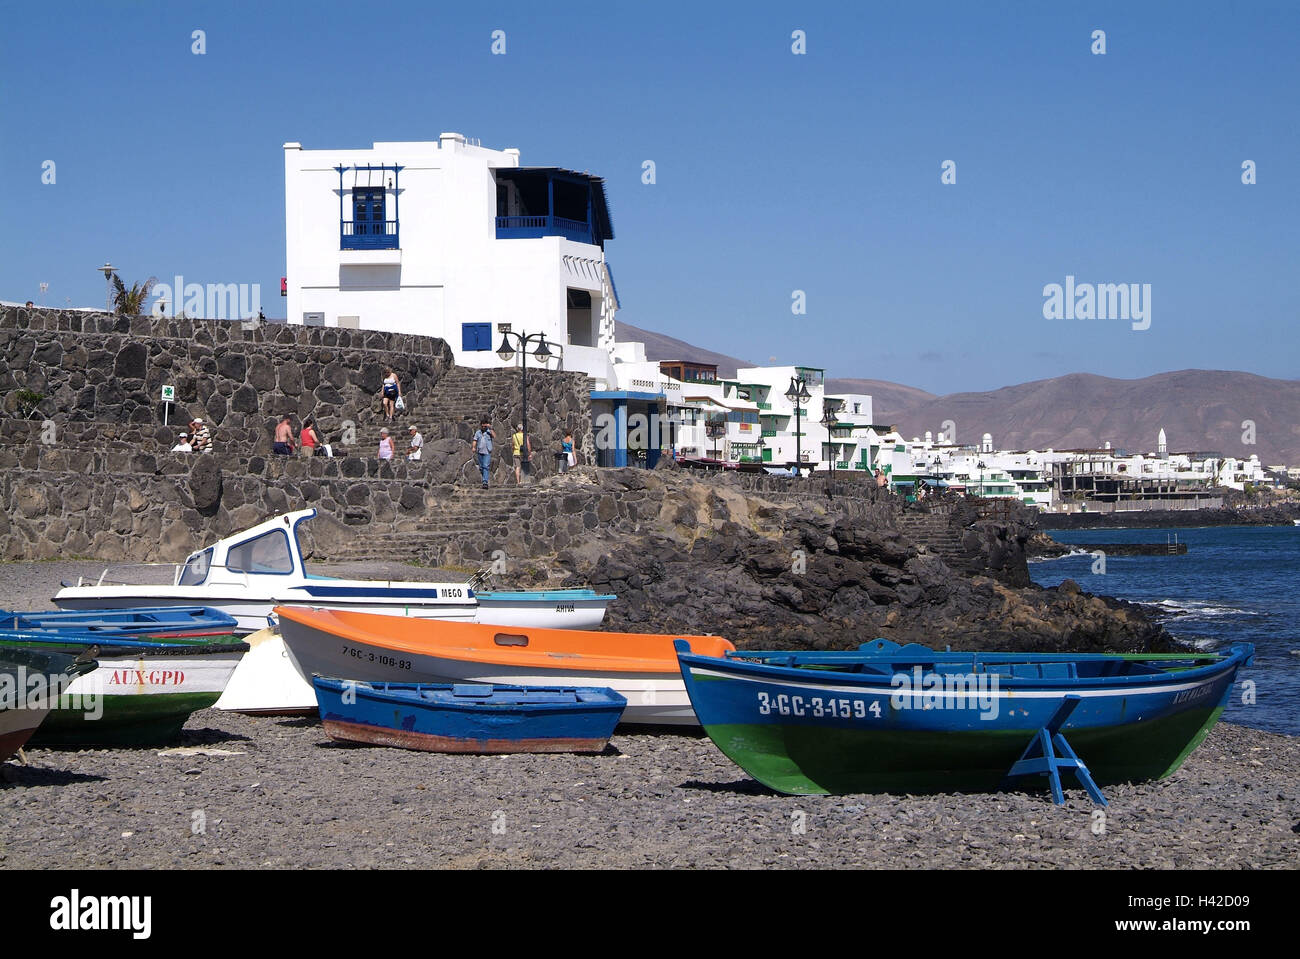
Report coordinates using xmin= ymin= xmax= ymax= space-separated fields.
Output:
xmin=896 ymin=510 xmax=977 ymax=570
xmin=411 ymin=366 xmax=521 ymax=442
xmin=315 ymin=484 xmax=562 ymax=567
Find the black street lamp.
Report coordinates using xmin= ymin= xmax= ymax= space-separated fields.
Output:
xmin=784 ymin=374 xmax=813 ymax=476
xmin=706 ymin=416 xmax=727 ymax=462
xmin=977 ymin=459 xmax=987 ymax=498
xmin=820 ymin=402 xmax=840 ymax=475
xmin=496 ymin=330 xmax=552 ymax=473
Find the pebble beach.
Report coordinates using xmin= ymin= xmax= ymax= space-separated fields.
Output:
xmin=3 ymin=561 xmax=1298 ymax=869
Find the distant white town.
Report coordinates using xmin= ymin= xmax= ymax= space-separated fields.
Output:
xmin=12 ymin=132 xmax=1280 ymax=511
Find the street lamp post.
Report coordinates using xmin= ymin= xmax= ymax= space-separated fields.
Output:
xmin=977 ymin=459 xmax=987 ymax=498
xmin=97 ymin=263 xmax=115 ymax=313
xmin=496 ymin=330 xmax=553 ymax=475
xmin=784 ymin=374 xmax=813 ymax=476
xmin=821 ymin=402 xmax=840 ymax=475
xmin=706 ymin=417 xmax=726 ymax=463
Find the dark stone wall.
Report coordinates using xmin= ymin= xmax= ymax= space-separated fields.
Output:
xmin=0 ymin=306 xmax=595 ymax=561
xmin=0 ymin=306 xmax=454 ymax=454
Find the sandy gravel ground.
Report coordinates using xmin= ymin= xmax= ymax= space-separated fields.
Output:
xmin=2 ymin=561 xmax=1297 ymax=869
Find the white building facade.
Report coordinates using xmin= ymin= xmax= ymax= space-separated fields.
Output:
xmin=283 ymin=134 xmax=619 ymax=372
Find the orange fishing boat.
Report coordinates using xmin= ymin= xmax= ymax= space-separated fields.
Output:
xmin=276 ymin=606 xmax=734 ymax=725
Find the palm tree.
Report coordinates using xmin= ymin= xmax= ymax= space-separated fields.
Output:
xmin=111 ymin=273 xmax=157 ymax=316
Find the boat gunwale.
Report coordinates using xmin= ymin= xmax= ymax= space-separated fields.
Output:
xmin=311 ymin=676 xmax=628 ymax=710
xmin=0 ymin=631 xmax=250 ymax=656
xmin=680 ymin=643 xmax=1253 ymax=692
xmin=278 ymin=606 xmax=730 ymax=674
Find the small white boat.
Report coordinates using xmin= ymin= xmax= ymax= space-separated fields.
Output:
xmin=54 ymin=510 xmax=478 ymax=633
xmin=473 ymin=590 xmax=616 ymax=629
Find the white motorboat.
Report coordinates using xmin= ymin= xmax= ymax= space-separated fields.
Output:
xmin=54 ymin=510 xmax=477 ymax=632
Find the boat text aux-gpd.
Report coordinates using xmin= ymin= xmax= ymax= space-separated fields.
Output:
xmin=277 ymin=606 xmax=734 ymax=726
xmin=53 ymin=510 xmax=614 ymax=632
xmin=675 ymin=639 xmax=1253 ymax=802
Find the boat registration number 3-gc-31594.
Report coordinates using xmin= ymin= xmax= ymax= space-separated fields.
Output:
xmin=757 ymin=692 xmax=881 ymax=719
xmin=341 ymin=645 xmax=411 ymax=671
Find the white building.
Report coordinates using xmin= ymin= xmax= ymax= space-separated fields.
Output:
xmin=283 ymin=134 xmax=619 ymax=373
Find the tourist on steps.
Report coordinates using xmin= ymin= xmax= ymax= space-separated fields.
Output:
xmin=471 ymin=419 xmax=495 ymax=488
xmin=380 ymin=368 xmax=402 ymax=421
xmin=560 ymin=431 xmax=575 ymax=472
xmin=378 ymin=427 xmax=394 ymax=460
xmin=300 ymin=417 xmax=321 ymax=457
xmin=407 ymin=425 xmax=423 ymax=461
xmin=272 ymin=415 xmax=295 ymax=455
xmin=512 ymin=424 xmax=532 ymax=484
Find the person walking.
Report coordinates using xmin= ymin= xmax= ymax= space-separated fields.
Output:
xmin=273 ymin=415 xmax=295 ymax=455
xmin=511 ymin=424 xmax=531 ymax=484
xmin=378 ymin=427 xmax=394 ymax=460
xmin=470 ymin=419 xmax=495 ymax=488
xmin=300 ymin=417 xmax=321 ymax=457
xmin=407 ymin=425 xmax=424 ymax=461
xmin=380 ymin=368 xmax=402 ymax=421
xmin=560 ymin=431 xmax=575 ymax=472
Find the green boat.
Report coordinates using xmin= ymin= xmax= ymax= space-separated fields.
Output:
xmin=0 ymin=632 xmax=247 ymax=747
xmin=675 ymin=640 xmax=1253 ymax=801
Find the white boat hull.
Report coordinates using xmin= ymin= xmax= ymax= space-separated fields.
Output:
xmin=213 ymin=628 xmax=317 ymax=714
xmin=55 ymin=588 xmax=478 ymax=634
xmin=279 ymin=616 xmax=695 ymax=726
xmin=473 ymin=598 xmax=609 ymax=630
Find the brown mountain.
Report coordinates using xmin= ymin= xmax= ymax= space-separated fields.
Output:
xmin=615 ymin=321 xmax=753 ymax=378
xmin=614 ymin=321 xmax=1300 ymax=466
xmin=615 ymin=321 xmax=932 ymax=415
xmin=878 ymin=371 xmax=1300 ymax=467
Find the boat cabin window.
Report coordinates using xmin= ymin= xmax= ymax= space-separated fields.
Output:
xmin=178 ymin=548 xmax=213 ymax=586
xmin=226 ymin=530 xmax=295 ymax=575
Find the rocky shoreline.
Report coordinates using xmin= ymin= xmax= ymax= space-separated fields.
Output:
xmin=1038 ymin=503 xmax=1300 ymax=530
xmin=2 ymin=711 xmax=1296 ymax=869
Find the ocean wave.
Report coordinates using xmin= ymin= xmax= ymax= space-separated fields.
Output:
xmin=1148 ymin=598 xmax=1255 ymax=619
xmin=1027 ymin=549 xmax=1093 ymax=563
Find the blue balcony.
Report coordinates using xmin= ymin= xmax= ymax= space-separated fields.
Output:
xmin=496 ymin=214 xmax=593 ymax=245
xmin=341 ymin=220 xmax=399 ymax=250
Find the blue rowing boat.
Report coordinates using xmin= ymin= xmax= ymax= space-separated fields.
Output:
xmin=312 ymin=677 xmax=627 ymax=753
xmin=1 ymin=606 xmax=238 ymax=638
xmin=674 ymin=639 xmax=1254 ymax=802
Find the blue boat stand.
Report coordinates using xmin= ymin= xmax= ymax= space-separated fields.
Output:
xmin=1000 ymin=695 xmax=1108 ymax=807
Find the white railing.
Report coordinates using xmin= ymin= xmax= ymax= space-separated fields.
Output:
xmin=72 ymin=563 xmax=183 ymax=588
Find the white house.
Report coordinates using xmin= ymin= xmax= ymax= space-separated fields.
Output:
xmin=283 ymin=133 xmax=619 ymax=373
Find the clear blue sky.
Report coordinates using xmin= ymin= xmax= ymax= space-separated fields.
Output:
xmin=2 ymin=1 xmax=1296 ymax=394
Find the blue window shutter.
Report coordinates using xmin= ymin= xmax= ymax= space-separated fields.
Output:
xmin=462 ymin=323 xmax=491 ymax=351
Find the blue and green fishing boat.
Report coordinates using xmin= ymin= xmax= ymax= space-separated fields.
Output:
xmin=674 ymin=639 xmax=1253 ymax=801
xmin=0 ymin=632 xmax=248 ymax=746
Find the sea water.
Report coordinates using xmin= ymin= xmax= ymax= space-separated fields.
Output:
xmin=1030 ymin=525 xmax=1300 ymax=735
